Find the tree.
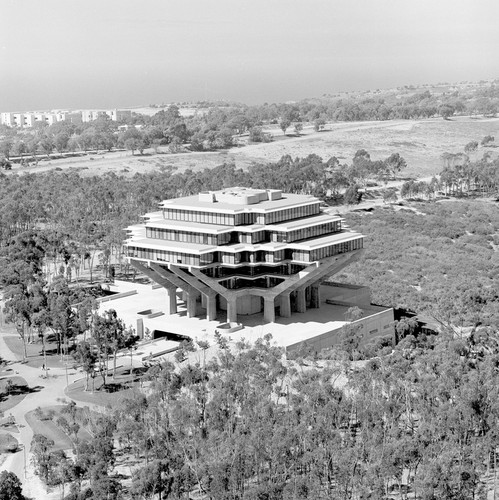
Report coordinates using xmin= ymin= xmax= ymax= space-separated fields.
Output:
xmin=0 ymin=232 xmax=48 ymax=360
xmin=249 ymin=126 xmax=271 ymax=143
xmin=344 ymin=185 xmax=362 ymax=205
xmin=464 ymin=140 xmax=479 ymax=154
xmin=39 ymin=136 xmax=54 ymax=158
xmin=123 ymin=329 xmax=140 ymax=375
xmin=11 ymin=140 xmax=26 ymax=158
xmin=47 ymin=275 xmax=79 ymax=356
xmin=0 ymin=139 xmax=12 ymax=160
xmin=125 ymin=137 xmax=140 ymax=155
xmin=481 ymin=135 xmax=495 ymax=146
xmin=32 ymin=434 xmax=55 ymax=483
xmin=384 ymin=152 xmax=407 ymax=178
xmin=313 ymin=118 xmax=326 ymax=132
xmin=0 ymin=471 xmax=24 ymax=500
xmin=54 ymin=133 xmax=69 ymax=154
xmin=168 ymin=136 xmax=182 ymax=154
xmin=131 ymin=460 xmax=173 ymax=499
xmin=279 ymin=119 xmax=291 ymax=135
xmin=74 ymin=341 xmax=98 ymax=391
xmin=93 ymin=309 xmax=127 ymax=381
xmin=294 ymin=122 xmax=303 ymax=136
xmin=439 ymin=104 xmax=455 ymax=120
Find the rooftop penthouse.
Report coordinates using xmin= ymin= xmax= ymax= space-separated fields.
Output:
xmin=126 ymin=187 xmax=364 ymax=324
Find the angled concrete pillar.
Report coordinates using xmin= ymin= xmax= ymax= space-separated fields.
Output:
xmin=296 ymin=288 xmax=307 ymax=313
xmin=206 ymin=294 xmax=217 ymax=322
xmin=165 ymin=287 xmax=178 ymax=315
xmin=280 ymin=293 xmax=291 ymax=318
xmin=310 ymin=284 xmax=320 ymax=309
xmin=186 ymin=291 xmax=199 ymax=318
xmin=263 ymin=297 xmax=275 ymax=323
xmin=226 ymin=297 xmax=238 ymax=323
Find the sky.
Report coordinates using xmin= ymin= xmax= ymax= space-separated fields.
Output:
xmin=1 ymin=0 xmax=499 ymax=111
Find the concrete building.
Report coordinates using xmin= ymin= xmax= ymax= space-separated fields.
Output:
xmin=81 ymin=109 xmax=132 ymax=122
xmin=1 ymin=112 xmax=14 ymax=127
xmin=1 ymin=108 xmax=130 ymax=128
xmin=126 ymin=187 xmax=368 ymax=322
xmin=109 ymin=109 xmax=132 ymax=121
xmin=24 ymin=114 xmax=36 ymax=128
xmin=123 ymin=187 xmax=394 ymax=353
xmin=13 ymin=113 xmax=24 ymax=127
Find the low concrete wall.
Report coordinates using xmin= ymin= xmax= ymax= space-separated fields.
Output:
xmin=97 ymin=289 xmax=137 ymax=303
xmin=322 ymin=282 xmax=371 ymax=307
xmin=286 ymin=307 xmax=394 ymax=354
xmin=217 ymin=322 xmax=244 ymax=333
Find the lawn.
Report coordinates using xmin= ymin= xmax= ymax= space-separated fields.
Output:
xmin=25 ymin=405 xmax=94 ymax=451
xmin=65 ymin=367 xmax=145 ymax=407
xmin=26 ymin=409 xmax=74 ymax=451
xmin=3 ymin=335 xmax=69 ymax=369
xmin=0 ymin=375 xmax=33 ymax=413
xmin=0 ymin=431 xmax=18 ymax=452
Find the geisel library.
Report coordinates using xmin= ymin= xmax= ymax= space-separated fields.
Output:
xmin=124 ymin=187 xmax=394 ymax=353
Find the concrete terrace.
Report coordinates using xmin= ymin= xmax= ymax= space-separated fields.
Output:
xmin=98 ymin=280 xmax=392 ymax=353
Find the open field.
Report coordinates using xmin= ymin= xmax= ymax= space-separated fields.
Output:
xmin=6 ymin=116 xmax=499 ymax=180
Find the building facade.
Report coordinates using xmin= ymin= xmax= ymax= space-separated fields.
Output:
xmin=126 ymin=187 xmax=365 ymax=324
xmin=1 ymin=109 xmax=130 ymax=128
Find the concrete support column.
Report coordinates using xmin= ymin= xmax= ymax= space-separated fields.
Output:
xmin=206 ymin=295 xmax=217 ymax=322
xmin=310 ymin=284 xmax=320 ymax=309
xmin=201 ymin=294 xmax=207 ymax=308
xmin=226 ymin=297 xmax=238 ymax=323
xmin=136 ymin=318 xmax=144 ymax=339
xmin=280 ymin=293 xmax=291 ymax=318
xmin=165 ymin=287 xmax=177 ymax=315
xmin=264 ymin=297 xmax=275 ymax=323
xmin=296 ymin=288 xmax=307 ymax=313
xmin=186 ymin=292 xmax=199 ymax=318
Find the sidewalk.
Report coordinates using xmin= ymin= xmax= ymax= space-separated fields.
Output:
xmin=0 ymin=303 xmax=82 ymax=499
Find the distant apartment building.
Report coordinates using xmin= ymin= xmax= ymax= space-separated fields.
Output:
xmin=0 ymin=112 xmax=15 ymax=127
xmin=0 ymin=108 xmax=131 ymax=128
xmin=81 ymin=109 xmax=132 ymax=123
xmin=63 ymin=112 xmax=83 ymax=124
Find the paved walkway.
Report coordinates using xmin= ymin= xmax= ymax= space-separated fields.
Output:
xmin=0 ymin=304 xmax=86 ymax=499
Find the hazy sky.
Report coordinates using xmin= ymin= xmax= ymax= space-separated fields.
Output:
xmin=1 ymin=0 xmax=499 ymax=111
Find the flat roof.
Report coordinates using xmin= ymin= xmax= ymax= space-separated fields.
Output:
xmin=292 ymin=231 xmax=363 ymax=250
xmin=269 ymin=213 xmax=342 ymax=231
xmin=161 ymin=192 xmax=320 ymax=214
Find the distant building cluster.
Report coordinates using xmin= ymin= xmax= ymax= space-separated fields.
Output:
xmin=0 ymin=109 xmax=132 ymax=128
